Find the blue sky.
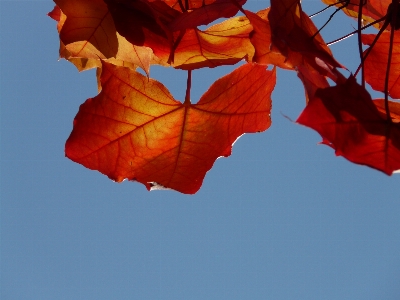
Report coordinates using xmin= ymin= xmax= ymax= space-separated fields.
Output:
xmin=2 ymin=0 xmax=400 ymax=299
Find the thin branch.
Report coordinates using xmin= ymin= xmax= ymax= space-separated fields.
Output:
xmin=309 ymin=1 xmax=349 ymax=18
xmin=384 ymin=0 xmax=399 ymax=122
xmin=312 ymin=1 xmax=350 ymax=38
xmin=326 ymin=16 xmax=386 ymax=46
xmin=178 ymin=0 xmax=185 ymax=12
xmin=167 ymin=30 xmax=186 ymax=65
xmin=358 ymin=0 xmax=365 ymax=87
xmin=185 ymin=70 xmax=192 ymax=105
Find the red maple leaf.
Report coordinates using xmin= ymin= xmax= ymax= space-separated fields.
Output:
xmin=65 ymin=62 xmax=275 ymax=194
xmin=297 ymin=76 xmax=400 ymax=175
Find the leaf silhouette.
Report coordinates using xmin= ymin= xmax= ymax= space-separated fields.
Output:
xmin=362 ymin=32 xmax=400 ymax=99
xmin=269 ymin=0 xmax=342 ymax=78
xmin=297 ymin=76 xmax=400 ymax=175
xmin=65 ymin=62 xmax=275 ymax=194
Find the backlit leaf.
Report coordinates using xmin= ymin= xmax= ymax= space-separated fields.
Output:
xmin=65 ymin=62 xmax=275 ymax=194
xmin=49 ymin=3 xmax=158 ymax=73
xmin=170 ymin=17 xmax=254 ymax=69
xmin=55 ymin=0 xmax=118 ymax=58
xmin=362 ymin=32 xmax=400 ymax=99
xmin=244 ymin=8 xmax=292 ymax=69
xmin=297 ymin=76 xmax=400 ymax=175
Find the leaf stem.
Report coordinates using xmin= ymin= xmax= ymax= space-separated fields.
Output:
xmin=178 ymin=0 xmax=185 ymax=12
xmin=358 ymin=0 xmax=365 ymax=87
xmin=185 ymin=70 xmax=192 ymax=104
xmin=309 ymin=1 xmax=349 ymax=18
xmin=384 ymin=0 xmax=399 ymax=122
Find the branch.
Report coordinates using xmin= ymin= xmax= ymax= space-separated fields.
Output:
xmin=185 ymin=70 xmax=192 ymax=104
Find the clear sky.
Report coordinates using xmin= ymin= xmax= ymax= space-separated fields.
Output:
xmin=2 ymin=0 xmax=400 ymax=299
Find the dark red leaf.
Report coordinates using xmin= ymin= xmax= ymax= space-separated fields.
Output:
xmin=297 ymin=76 xmax=400 ymax=175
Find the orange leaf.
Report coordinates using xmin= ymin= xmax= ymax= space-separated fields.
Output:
xmin=362 ymin=32 xmax=400 ymax=99
xmin=244 ymin=8 xmax=292 ymax=69
xmin=65 ymin=62 xmax=275 ymax=194
xmin=374 ymin=99 xmax=400 ymax=122
xmin=297 ymin=76 xmax=400 ymax=175
xmin=170 ymin=17 xmax=254 ymax=69
xmin=321 ymin=0 xmax=390 ymax=30
xmin=49 ymin=2 xmax=159 ymax=73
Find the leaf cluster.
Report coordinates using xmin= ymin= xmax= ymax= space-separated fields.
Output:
xmin=49 ymin=0 xmax=400 ymax=193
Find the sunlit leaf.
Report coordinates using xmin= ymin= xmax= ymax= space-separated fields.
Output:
xmin=49 ymin=3 xmax=159 ymax=73
xmin=297 ymin=76 xmax=400 ymax=175
xmin=65 ymin=62 xmax=275 ymax=194
xmin=244 ymin=8 xmax=292 ymax=69
xmin=362 ymin=32 xmax=400 ymax=99
xmin=170 ymin=16 xmax=254 ymax=69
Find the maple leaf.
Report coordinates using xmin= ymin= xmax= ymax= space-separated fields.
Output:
xmin=268 ymin=0 xmax=342 ymax=79
xmin=362 ymin=32 xmax=400 ymax=99
xmin=297 ymin=76 xmax=400 ymax=175
xmin=65 ymin=62 xmax=275 ymax=194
